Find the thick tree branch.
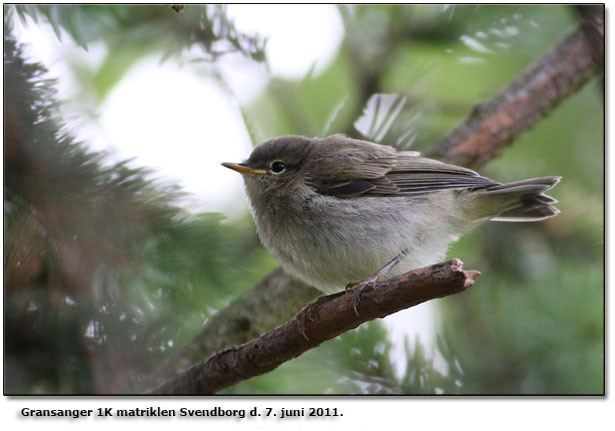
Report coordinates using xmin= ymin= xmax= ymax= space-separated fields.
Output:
xmin=425 ymin=8 xmax=604 ymax=167
xmin=149 ymin=259 xmax=479 ymax=394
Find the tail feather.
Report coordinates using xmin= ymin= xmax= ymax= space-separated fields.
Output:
xmin=476 ymin=176 xmax=561 ymax=222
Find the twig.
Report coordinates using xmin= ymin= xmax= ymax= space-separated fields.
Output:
xmin=149 ymin=259 xmax=479 ymax=394
xmin=425 ymin=9 xmax=604 ymax=167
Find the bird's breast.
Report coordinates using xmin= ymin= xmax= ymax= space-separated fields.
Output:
xmin=252 ymin=194 xmax=441 ymax=293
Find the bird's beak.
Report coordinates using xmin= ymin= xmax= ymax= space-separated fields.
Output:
xmin=221 ymin=162 xmax=267 ymax=175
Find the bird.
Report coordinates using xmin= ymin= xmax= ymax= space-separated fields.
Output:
xmin=222 ymin=134 xmax=560 ymax=295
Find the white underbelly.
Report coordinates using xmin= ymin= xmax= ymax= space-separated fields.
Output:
xmin=258 ymin=194 xmax=461 ymax=294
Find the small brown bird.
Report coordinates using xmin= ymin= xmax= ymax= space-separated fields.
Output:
xmin=223 ymin=134 xmax=560 ymax=294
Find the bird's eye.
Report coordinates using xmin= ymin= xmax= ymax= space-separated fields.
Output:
xmin=270 ymin=161 xmax=287 ymax=174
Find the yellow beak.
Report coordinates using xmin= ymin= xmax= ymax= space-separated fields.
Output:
xmin=221 ymin=162 xmax=267 ymax=175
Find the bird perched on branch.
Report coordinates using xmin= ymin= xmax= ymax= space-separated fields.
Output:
xmin=223 ymin=134 xmax=560 ymax=295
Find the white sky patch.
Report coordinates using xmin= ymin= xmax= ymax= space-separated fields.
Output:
xmin=214 ymin=53 xmax=269 ymax=105
xmin=96 ymin=58 xmax=253 ymax=213
xmin=226 ymin=4 xmax=344 ymax=79
xmin=384 ymin=302 xmax=443 ymax=380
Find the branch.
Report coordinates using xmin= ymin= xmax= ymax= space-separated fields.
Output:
xmin=149 ymin=259 xmax=479 ymax=394
xmin=425 ymin=8 xmax=604 ymax=167
xmin=142 ymin=268 xmax=319 ymax=387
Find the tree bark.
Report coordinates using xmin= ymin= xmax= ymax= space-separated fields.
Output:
xmin=424 ymin=7 xmax=604 ymax=167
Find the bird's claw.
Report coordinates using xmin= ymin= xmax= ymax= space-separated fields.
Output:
xmin=295 ymin=296 xmax=329 ymax=341
xmin=295 ymin=312 xmax=310 ymax=341
xmin=344 ymin=276 xmax=380 ymax=317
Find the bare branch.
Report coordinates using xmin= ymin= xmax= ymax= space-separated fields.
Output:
xmin=149 ymin=259 xmax=479 ymax=394
xmin=424 ymin=9 xmax=604 ymax=168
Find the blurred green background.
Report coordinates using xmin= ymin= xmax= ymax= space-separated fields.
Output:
xmin=4 ymin=4 xmax=603 ymax=394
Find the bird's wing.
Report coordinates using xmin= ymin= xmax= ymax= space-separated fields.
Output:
xmin=314 ymin=152 xmax=499 ymax=198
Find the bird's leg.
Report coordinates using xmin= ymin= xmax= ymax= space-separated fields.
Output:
xmin=345 ymin=249 xmax=409 ymax=316
xmin=345 ymin=248 xmax=409 ymax=292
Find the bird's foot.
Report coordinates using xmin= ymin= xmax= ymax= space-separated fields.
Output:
xmin=295 ymin=312 xmax=310 ymax=341
xmin=295 ymin=295 xmax=330 ymax=341
xmin=344 ymin=275 xmax=382 ymax=317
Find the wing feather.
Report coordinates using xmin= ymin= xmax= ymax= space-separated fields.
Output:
xmin=315 ymin=151 xmax=499 ymax=198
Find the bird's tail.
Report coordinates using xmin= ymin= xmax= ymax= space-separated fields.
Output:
xmin=473 ymin=176 xmax=561 ymax=222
